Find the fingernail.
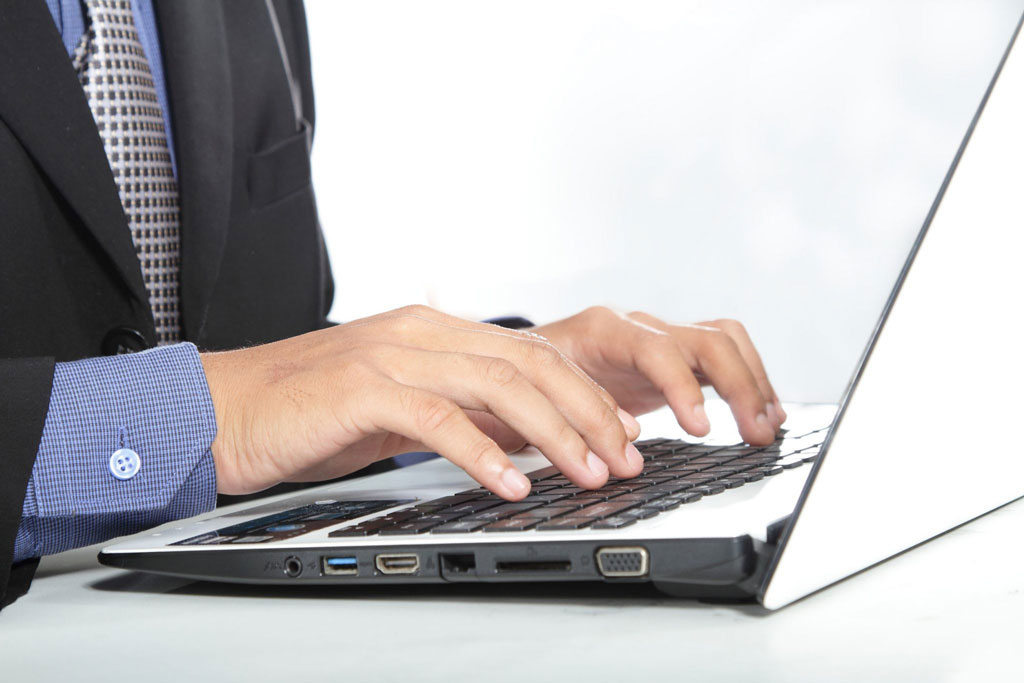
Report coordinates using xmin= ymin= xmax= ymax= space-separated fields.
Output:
xmin=765 ymin=402 xmax=780 ymax=428
xmin=755 ymin=412 xmax=774 ymax=438
xmin=774 ymin=398 xmax=788 ymax=423
xmin=586 ymin=451 xmax=609 ymax=478
xmin=617 ymin=408 xmax=641 ymax=437
xmin=624 ymin=443 xmax=644 ymax=472
xmin=500 ymin=468 xmax=530 ymax=498
xmin=693 ymin=403 xmax=710 ymax=431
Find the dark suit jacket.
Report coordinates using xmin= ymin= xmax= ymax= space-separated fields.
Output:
xmin=0 ymin=0 xmax=333 ymax=609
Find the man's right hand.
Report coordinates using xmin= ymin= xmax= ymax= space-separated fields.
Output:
xmin=200 ymin=305 xmax=645 ymax=500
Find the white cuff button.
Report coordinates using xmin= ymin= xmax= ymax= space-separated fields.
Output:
xmin=109 ymin=448 xmax=141 ymax=480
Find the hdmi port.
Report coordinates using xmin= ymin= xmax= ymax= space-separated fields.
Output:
xmin=375 ymin=553 xmax=420 ymax=575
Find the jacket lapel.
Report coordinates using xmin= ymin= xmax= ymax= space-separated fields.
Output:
xmin=153 ymin=0 xmax=234 ymax=342
xmin=0 ymin=1 xmax=148 ymax=309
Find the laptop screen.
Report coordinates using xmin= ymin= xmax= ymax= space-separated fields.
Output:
xmin=761 ymin=9 xmax=1024 ymax=609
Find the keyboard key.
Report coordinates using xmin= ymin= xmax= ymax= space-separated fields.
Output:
xmin=677 ymin=474 xmax=717 ymax=486
xmin=526 ymin=466 xmax=560 ymax=481
xmin=602 ymin=482 xmax=652 ymax=493
xmin=379 ymin=522 xmax=437 ymax=535
xmin=591 ymin=516 xmax=638 ymax=530
xmin=481 ymin=502 xmax=545 ymax=517
xmin=645 ymin=498 xmax=683 ymax=511
xmin=569 ymin=491 xmax=623 ymax=504
xmin=632 ymin=476 xmax=677 ymax=486
xmin=664 ymin=491 xmax=704 ymax=504
xmin=634 ymin=438 xmax=670 ymax=447
xmin=505 ymin=508 xmax=572 ymax=521
xmin=431 ymin=520 xmax=490 ymax=534
xmin=575 ymin=501 xmax=638 ymax=519
xmin=327 ymin=526 xmax=379 ymax=537
xmin=690 ymin=484 xmax=727 ymax=496
xmin=641 ymin=483 xmax=689 ymax=496
xmin=460 ymin=510 xmax=513 ymax=523
xmin=521 ymin=493 xmax=573 ymax=504
xmin=685 ymin=458 xmax=727 ymax=470
xmin=447 ymin=500 xmax=506 ymax=515
xmin=611 ymin=494 xmax=657 ymax=503
xmin=744 ymin=455 xmax=782 ymax=465
xmin=646 ymin=460 xmax=691 ymax=471
xmin=417 ymin=494 xmax=480 ymax=510
xmin=717 ymin=478 xmax=746 ymax=489
xmin=639 ymin=449 xmax=673 ymax=459
xmin=411 ymin=513 xmax=466 ymax=525
xmin=482 ymin=518 xmax=542 ymax=532
xmin=702 ymin=467 xmax=742 ymax=477
xmin=535 ymin=517 xmax=595 ymax=531
xmin=410 ymin=503 xmax=452 ymax=514
xmin=544 ymin=499 xmax=591 ymax=511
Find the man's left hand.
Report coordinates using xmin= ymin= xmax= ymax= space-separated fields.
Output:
xmin=531 ymin=307 xmax=786 ymax=446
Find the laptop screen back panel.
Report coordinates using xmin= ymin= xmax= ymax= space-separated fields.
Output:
xmin=761 ymin=15 xmax=1024 ymax=610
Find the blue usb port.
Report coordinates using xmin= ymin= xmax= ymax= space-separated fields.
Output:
xmin=322 ymin=556 xmax=359 ymax=576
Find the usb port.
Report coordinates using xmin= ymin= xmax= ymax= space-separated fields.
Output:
xmin=322 ymin=556 xmax=359 ymax=576
xmin=375 ymin=553 xmax=420 ymax=575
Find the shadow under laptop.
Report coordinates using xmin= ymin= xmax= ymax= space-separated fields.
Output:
xmin=88 ymin=571 xmax=769 ymax=615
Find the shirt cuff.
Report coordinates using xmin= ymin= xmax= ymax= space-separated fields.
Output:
xmin=13 ymin=343 xmax=218 ymax=560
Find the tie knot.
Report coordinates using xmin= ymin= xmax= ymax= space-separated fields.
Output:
xmin=83 ymin=0 xmax=135 ymax=24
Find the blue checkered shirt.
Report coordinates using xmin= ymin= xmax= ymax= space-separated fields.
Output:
xmin=13 ymin=344 xmax=217 ymax=562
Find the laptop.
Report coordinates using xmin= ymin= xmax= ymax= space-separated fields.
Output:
xmin=100 ymin=12 xmax=1024 ymax=610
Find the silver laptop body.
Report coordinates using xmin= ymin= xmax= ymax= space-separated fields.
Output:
xmin=101 ymin=13 xmax=1024 ymax=610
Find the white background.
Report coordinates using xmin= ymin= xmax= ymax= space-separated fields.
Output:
xmin=306 ymin=0 xmax=1021 ymax=403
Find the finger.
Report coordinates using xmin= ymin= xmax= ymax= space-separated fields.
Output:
xmin=363 ymin=314 xmax=642 ymax=476
xmin=615 ymin=317 xmax=711 ymax=437
xmin=465 ymin=410 xmax=528 ymax=453
xmin=672 ymin=324 xmax=775 ymax=445
xmin=369 ymin=379 xmax=532 ymax=500
xmin=700 ymin=319 xmax=786 ymax=426
xmin=382 ymin=347 xmax=619 ymax=486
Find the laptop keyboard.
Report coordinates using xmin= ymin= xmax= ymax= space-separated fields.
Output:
xmin=328 ymin=427 xmax=827 ymax=537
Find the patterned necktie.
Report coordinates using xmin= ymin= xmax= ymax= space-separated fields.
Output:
xmin=73 ymin=0 xmax=182 ymax=345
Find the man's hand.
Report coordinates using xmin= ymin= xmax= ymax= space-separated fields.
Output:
xmin=200 ymin=306 xmax=644 ymax=500
xmin=532 ymin=307 xmax=785 ymax=446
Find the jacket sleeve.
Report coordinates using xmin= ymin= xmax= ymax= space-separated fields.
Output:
xmin=0 ymin=358 xmax=55 ymax=610
xmin=1 ymin=344 xmax=219 ymax=612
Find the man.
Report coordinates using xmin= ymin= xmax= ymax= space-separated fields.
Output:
xmin=0 ymin=0 xmax=785 ymax=610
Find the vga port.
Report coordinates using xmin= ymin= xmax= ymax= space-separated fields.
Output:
xmin=595 ymin=547 xmax=650 ymax=578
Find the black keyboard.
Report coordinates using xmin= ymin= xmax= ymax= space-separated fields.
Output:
xmin=328 ymin=427 xmax=827 ymax=537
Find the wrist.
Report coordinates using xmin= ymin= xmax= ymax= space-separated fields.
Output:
xmin=199 ymin=351 xmax=236 ymax=492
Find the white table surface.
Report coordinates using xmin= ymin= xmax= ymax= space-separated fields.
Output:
xmin=2 ymin=403 xmax=1022 ymax=682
